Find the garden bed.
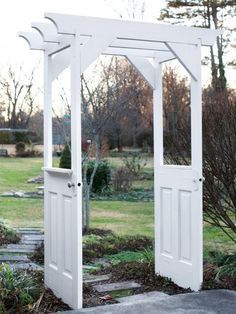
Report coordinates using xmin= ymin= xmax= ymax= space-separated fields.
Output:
xmin=0 ymin=221 xmax=20 ymax=246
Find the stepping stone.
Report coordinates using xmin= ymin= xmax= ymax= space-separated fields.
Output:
xmin=116 ymin=291 xmax=169 ymax=303
xmin=0 ymin=247 xmax=35 ymax=254
xmin=21 ymin=234 xmax=44 ymax=241
xmin=0 ymin=254 xmax=30 ymax=262
xmin=83 ymin=274 xmax=111 ymax=284
xmin=17 ymin=229 xmax=43 ymax=235
xmin=20 ymin=240 xmax=43 ymax=245
xmin=94 ymin=281 xmax=141 ymax=293
xmin=83 ymin=265 xmax=99 ymax=271
xmin=7 ymin=244 xmax=37 ymax=250
xmin=9 ymin=262 xmax=44 ymax=271
xmin=93 ymin=258 xmax=111 ymax=268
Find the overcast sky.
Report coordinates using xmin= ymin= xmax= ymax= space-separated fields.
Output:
xmin=0 ymin=0 xmax=163 ymax=68
xmin=0 ymin=0 xmax=234 ymax=88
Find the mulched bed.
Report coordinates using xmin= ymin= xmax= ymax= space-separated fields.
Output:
xmin=202 ymin=263 xmax=236 ymax=291
xmin=31 ymin=230 xmax=153 ymax=265
xmin=95 ymin=261 xmax=236 ymax=294
xmin=30 ymin=242 xmax=44 ymax=265
xmin=83 ymin=228 xmax=115 ymax=237
xmin=94 ymin=261 xmax=191 ymax=295
xmin=83 ymin=234 xmax=153 ymax=263
xmin=32 ymin=272 xmax=118 ymax=311
xmin=83 ymin=283 xmax=118 ymax=308
xmin=26 ymin=229 xmax=236 ymax=310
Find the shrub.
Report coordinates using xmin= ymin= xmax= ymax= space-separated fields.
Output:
xmin=14 ymin=132 xmax=29 ymax=143
xmin=59 ymin=144 xmax=71 ymax=169
xmin=0 ymin=132 xmax=13 ymax=144
xmin=112 ymin=167 xmax=133 ymax=192
xmin=0 ymin=264 xmax=40 ymax=312
xmin=15 ymin=142 xmax=40 ymax=157
xmin=122 ymin=152 xmax=147 ymax=178
xmin=0 ymin=221 xmax=19 ymax=246
xmin=15 ymin=142 xmax=26 ymax=155
xmin=86 ymin=160 xmax=111 ymax=193
xmin=202 ymin=89 xmax=236 ymax=242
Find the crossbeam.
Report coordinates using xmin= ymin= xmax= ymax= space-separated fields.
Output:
xmin=45 ymin=13 xmax=222 ymax=46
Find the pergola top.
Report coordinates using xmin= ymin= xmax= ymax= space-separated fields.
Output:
xmin=19 ymin=13 xmax=221 ymax=86
xmin=20 ymin=13 xmax=221 ymax=53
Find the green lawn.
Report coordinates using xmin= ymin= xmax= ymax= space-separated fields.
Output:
xmin=0 ymin=156 xmax=235 ymax=253
xmin=0 ymin=197 xmax=43 ymax=228
xmin=0 ymin=157 xmax=43 ymax=193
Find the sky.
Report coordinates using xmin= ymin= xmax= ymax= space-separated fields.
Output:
xmin=0 ymin=0 xmax=234 ymax=92
xmin=0 ymin=0 xmax=164 ymax=68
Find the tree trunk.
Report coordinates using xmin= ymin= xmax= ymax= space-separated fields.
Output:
xmin=85 ymin=186 xmax=90 ymax=231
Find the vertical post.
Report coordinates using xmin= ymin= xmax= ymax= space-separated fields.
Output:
xmin=190 ymin=41 xmax=203 ymax=286
xmin=70 ymin=32 xmax=83 ymax=309
xmin=153 ymin=61 xmax=163 ymax=273
xmin=43 ymin=53 xmax=52 ymax=167
xmin=43 ymin=52 xmax=52 ymax=287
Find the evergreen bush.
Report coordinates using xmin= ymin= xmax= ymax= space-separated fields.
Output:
xmin=86 ymin=160 xmax=111 ymax=193
xmin=59 ymin=144 xmax=71 ymax=169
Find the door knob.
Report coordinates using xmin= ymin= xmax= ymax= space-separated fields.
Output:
xmin=67 ymin=182 xmax=75 ymax=188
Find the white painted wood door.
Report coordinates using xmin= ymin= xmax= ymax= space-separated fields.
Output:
xmin=44 ymin=168 xmax=82 ymax=308
xmin=155 ymin=166 xmax=203 ymax=291
xmin=43 ymin=38 xmax=83 ymax=309
xmin=154 ymin=62 xmax=203 ymax=291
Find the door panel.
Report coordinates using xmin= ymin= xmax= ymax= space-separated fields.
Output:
xmin=44 ymin=168 xmax=79 ymax=308
xmin=155 ymin=166 xmax=202 ymax=291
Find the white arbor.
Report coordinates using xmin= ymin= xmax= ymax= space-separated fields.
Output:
xmin=19 ymin=13 xmax=220 ymax=309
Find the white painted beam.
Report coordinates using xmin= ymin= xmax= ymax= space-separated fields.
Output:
xmin=45 ymin=12 xmax=221 ymax=46
xmin=51 ymin=48 xmax=71 ymax=80
xmin=80 ymin=35 xmax=115 ymax=72
xmin=155 ymin=51 xmax=175 ymax=63
xmin=127 ymin=56 xmax=155 ymax=89
xmin=104 ymin=47 xmax=156 ymax=58
xmin=18 ymin=31 xmax=45 ymax=50
xmin=111 ymin=39 xmax=169 ymax=51
xmin=165 ymin=42 xmax=200 ymax=81
xmin=31 ymin=22 xmax=60 ymax=43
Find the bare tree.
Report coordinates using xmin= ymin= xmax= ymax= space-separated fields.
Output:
xmin=163 ymin=68 xmax=236 ymax=243
xmin=0 ymin=101 xmax=5 ymax=127
xmin=0 ymin=65 xmax=39 ymax=129
xmin=202 ymin=88 xmax=236 ymax=242
xmin=106 ymin=0 xmax=147 ymax=19
xmin=28 ymin=110 xmax=43 ymax=143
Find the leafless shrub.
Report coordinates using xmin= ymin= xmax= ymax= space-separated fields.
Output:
xmin=112 ymin=167 xmax=133 ymax=192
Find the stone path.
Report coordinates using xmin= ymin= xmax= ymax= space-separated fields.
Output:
xmin=0 ymin=227 xmax=44 ymax=271
xmin=0 ymin=228 xmax=111 ymax=284
xmin=62 ymin=289 xmax=236 ymax=314
xmin=94 ymin=281 xmax=141 ymax=293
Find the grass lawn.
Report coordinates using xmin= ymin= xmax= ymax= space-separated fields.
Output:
xmin=0 ymin=157 xmax=43 ymax=193
xmin=0 ymin=156 xmax=235 ymax=253
xmin=0 ymin=197 xmax=43 ymax=228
